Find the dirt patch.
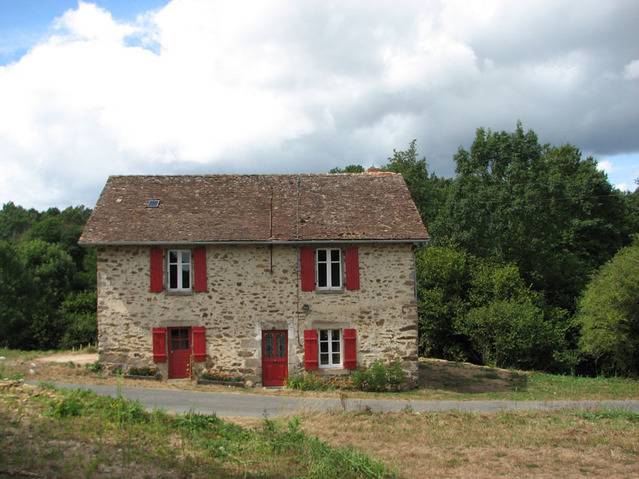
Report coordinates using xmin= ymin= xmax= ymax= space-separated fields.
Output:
xmin=36 ymin=353 xmax=98 ymax=366
xmin=419 ymin=358 xmax=528 ymax=393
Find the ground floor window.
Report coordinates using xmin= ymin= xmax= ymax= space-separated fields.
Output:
xmin=319 ymin=329 xmax=341 ymax=367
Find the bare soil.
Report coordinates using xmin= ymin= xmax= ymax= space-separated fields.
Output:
xmin=36 ymin=352 xmax=98 ymax=365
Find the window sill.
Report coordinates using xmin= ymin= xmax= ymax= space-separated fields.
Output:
xmin=315 ymin=289 xmax=344 ymax=295
xmin=165 ymin=290 xmax=194 ymax=296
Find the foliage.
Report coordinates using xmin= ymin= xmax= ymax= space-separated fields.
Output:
xmin=199 ymin=369 xmax=244 ymax=382
xmin=458 ymin=300 xmax=564 ymax=370
xmin=351 ymin=361 xmax=406 ymax=392
xmin=59 ymin=290 xmax=97 ymax=348
xmin=0 ymin=203 xmax=95 ymax=350
xmin=381 ymin=139 xmax=451 ymax=230
xmin=437 ymin=123 xmax=630 ymax=313
xmin=577 ymin=240 xmax=639 ymax=375
xmin=127 ymin=366 xmax=159 ymax=377
xmin=329 ymin=165 xmax=365 ymax=173
xmin=286 ymin=372 xmax=354 ymax=391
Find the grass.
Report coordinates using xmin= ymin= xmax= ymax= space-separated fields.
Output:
xmin=0 ymin=383 xmax=394 ymax=479
xmin=297 ymin=408 xmax=639 ymax=478
xmin=409 ymin=359 xmax=639 ymax=400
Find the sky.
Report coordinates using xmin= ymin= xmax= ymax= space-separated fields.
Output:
xmin=0 ymin=0 xmax=637 ymax=209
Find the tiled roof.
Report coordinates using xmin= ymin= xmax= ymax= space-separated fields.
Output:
xmin=79 ymin=173 xmax=429 ymax=244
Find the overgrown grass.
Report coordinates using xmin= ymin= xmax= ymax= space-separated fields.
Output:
xmin=1 ymin=385 xmax=394 ymax=478
xmin=300 ymin=408 xmax=639 ymax=478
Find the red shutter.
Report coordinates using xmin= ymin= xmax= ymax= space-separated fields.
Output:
xmin=192 ymin=326 xmax=207 ymax=362
xmin=149 ymin=248 xmax=164 ymax=292
xmin=152 ymin=327 xmax=167 ymax=362
xmin=345 ymin=246 xmax=360 ymax=290
xmin=343 ymin=328 xmax=357 ymax=369
xmin=303 ymin=329 xmax=318 ymax=370
xmin=193 ymin=247 xmax=208 ymax=292
xmin=300 ymin=247 xmax=316 ymax=292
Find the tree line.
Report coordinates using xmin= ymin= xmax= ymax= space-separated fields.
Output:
xmin=0 ymin=204 xmax=96 ymax=349
xmin=334 ymin=123 xmax=639 ymax=376
xmin=1 ymin=122 xmax=638 ymax=376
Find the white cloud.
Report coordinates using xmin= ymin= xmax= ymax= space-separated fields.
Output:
xmin=597 ymin=160 xmax=614 ymax=173
xmin=615 ymin=183 xmax=630 ymax=192
xmin=0 ymin=0 xmax=637 ymax=208
xmin=624 ymin=59 xmax=639 ymax=80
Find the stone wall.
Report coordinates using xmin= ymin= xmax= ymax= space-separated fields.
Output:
xmin=96 ymin=243 xmax=418 ymax=384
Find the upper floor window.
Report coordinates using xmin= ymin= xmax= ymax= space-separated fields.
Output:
xmin=316 ymin=248 xmax=342 ymax=290
xmin=168 ymin=249 xmax=191 ymax=291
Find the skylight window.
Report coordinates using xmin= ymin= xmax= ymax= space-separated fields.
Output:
xmin=146 ymin=199 xmax=160 ymax=208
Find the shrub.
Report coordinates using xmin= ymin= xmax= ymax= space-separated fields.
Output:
xmin=287 ymin=372 xmax=353 ymax=391
xmin=85 ymin=361 xmax=102 ymax=373
xmin=127 ymin=366 xmax=159 ymax=377
xmin=351 ymin=361 xmax=406 ymax=392
xmin=287 ymin=373 xmax=331 ymax=391
xmin=577 ymin=240 xmax=639 ymax=375
xmin=200 ymin=370 xmax=244 ymax=382
xmin=457 ymin=300 xmax=563 ymax=370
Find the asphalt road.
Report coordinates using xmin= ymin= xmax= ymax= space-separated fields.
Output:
xmin=44 ymin=382 xmax=639 ymax=417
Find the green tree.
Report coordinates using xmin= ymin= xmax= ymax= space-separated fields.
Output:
xmin=577 ymin=240 xmax=639 ymax=375
xmin=59 ymin=290 xmax=97 ymax=349
xmin=0 ymin=241 xmax=31 ymax=348
xmin=438 ymin=123 xmax=628 ymax=312
xmin=17 ymin=240 xmax=76 ymax=348
xmin=329 ymin=165 xmax=365 ymax=173
xmin=382 ymin=140 xmax=450 ymax=233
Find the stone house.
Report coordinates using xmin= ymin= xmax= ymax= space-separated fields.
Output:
xmin=79 ymin=173 xmax=428 ymax=385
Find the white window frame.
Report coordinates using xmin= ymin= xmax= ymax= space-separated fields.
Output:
xmin=315 ymin=248 xmax=342 ymax=290
xmin=167 ymin=249 xmax=192 ymax=292
xmin=318 ymin=329 xmax=342 ymax=369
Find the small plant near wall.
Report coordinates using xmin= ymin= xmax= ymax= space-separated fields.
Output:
xmin=351 ymin=360 xmax=406 ymax=392
xmin=287 ymin=373 xmax=354 ymax=391
xmin=198 ymin=369 xmax=245 ymax=386
xmin=126 ymin=366 xmax=161 ymax=380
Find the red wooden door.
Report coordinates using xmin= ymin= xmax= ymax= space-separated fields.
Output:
xmin=168 ymin=327 xmax=191 ymax=379
xmin=262 ymin=330 xmax=288 ymax=386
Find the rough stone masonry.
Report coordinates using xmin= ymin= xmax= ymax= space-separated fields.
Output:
xmin=96 ymin=242 xmax=419 ymax=384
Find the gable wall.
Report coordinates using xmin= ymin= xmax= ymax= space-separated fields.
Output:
xmin=97 ymin=243 xmax=418 ymax=384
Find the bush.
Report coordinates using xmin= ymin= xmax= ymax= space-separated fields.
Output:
xmin=200 ymin=370 xmax=244 ymax=382
xmin=577 ymin=240 xmax=639 ymax=375
xmin=351 ymin=361 xmax=406 ymax=392
xmin=59 ymin=291 xmax=96 ymax=349
xmin=457 ymin=300 xmax=564 ymax=370
xmin=127 ymin=366 xmax=158 ymax=377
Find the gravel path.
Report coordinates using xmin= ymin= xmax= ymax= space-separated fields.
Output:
xmin=44 ymin=382 xmax=639 ymax=417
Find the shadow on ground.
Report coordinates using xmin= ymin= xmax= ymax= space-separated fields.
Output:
xmin=418 ymin=358 xmax=528 ymax=394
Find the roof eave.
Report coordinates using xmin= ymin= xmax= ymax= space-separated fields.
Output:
xmin=78 ymin=237 xmax=430 ymax=247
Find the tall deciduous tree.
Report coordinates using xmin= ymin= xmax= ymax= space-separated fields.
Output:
xmin=438 ymin=123 xmax=628 ymax=311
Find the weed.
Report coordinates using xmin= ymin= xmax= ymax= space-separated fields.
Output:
xmin=85 ymin=361 xmax=102 ymax=373
xmin=352 ymin=361 xmax=406 ymax=392
xmin=576 ymin=409 xmax=639 ymax=422
xmin=287 ymin=373 xmax=332 ymax=391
